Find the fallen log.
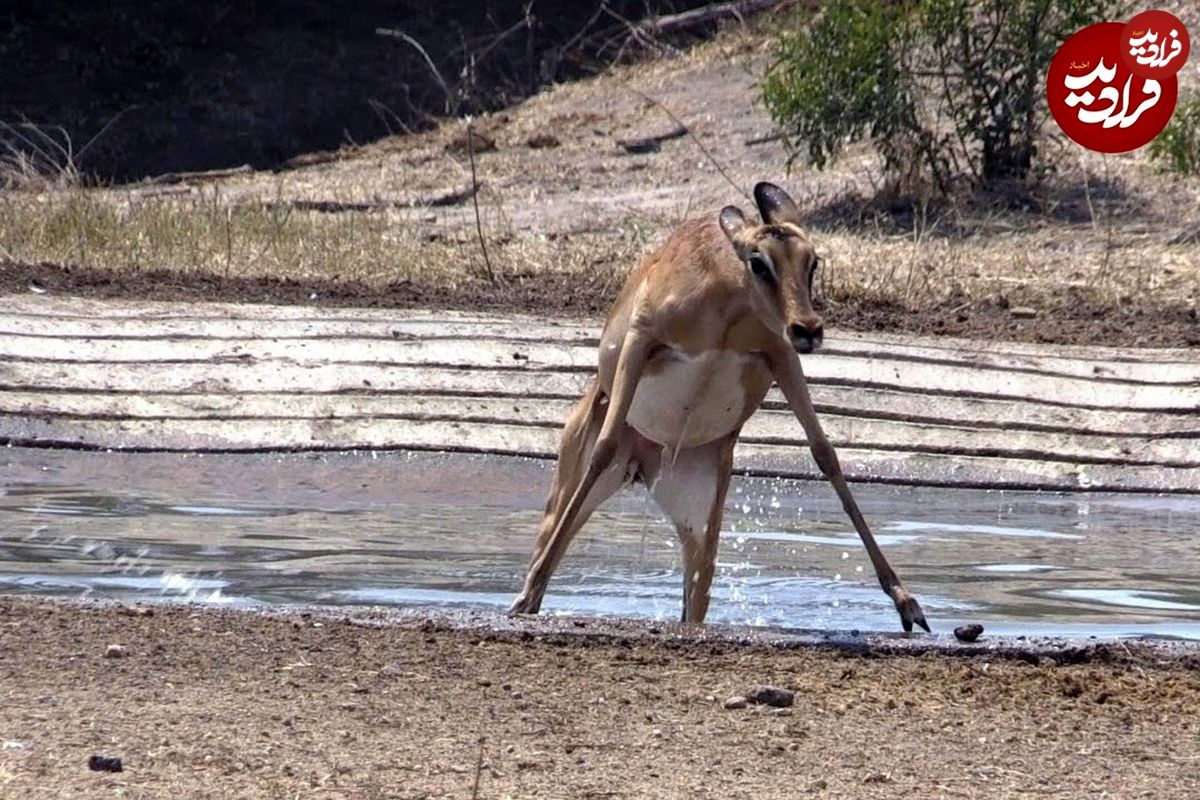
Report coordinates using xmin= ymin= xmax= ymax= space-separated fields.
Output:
xmin=640 ymin=0 xmax=799 ymax=34
xmin=241 ymin=184 xmax=481 ymax=215
xmin=616 ymin=124 xmax=688 ymax=154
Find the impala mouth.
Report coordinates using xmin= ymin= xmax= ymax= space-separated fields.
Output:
xmin=788 ymin=324 xmax=823 ymax=354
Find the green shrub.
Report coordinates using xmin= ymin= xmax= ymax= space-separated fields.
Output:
xmin=1150 ymin=96 xmax=1200 ymax=176
xmin=762 ymin=0 xmax=1122 ymax=197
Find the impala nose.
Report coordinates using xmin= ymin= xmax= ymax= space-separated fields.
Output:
xmin=788 ymin=321 xmax=824 ymax=354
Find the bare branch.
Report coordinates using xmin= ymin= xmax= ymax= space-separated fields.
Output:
xmin=639 ymin=0 xmax=797 ymax=35
xmin=376 ymin=28 xmax=454 ymax=114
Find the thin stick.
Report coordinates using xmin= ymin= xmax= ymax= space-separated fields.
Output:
xmin=470 ymin=736 xmax=486 ymax=799
xmin=1081 ymin=155 xmax=1098 ymax=233
xmin=1100 ymin=153 xmax=1114 ymax=284
xmin=467 ymin=122 xmax=497 ymax=283
xmin=75 ymin=105 xmax=138 ymax=167
xmin=375 ymin=28 xmax=454 ymax=114
xmin=623 ymin=85 xmax=751 ymax=203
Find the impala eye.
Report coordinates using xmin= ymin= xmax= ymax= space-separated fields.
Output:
xmin=747 ymin=252 xmax=775 ymax=283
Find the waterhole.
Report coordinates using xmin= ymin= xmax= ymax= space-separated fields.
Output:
xmin=2 ymin=448 xmax=1198 ymax=639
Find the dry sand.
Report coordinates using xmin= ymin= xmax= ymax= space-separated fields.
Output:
xmin=2 ymin=597 xmax=1198 ymax=799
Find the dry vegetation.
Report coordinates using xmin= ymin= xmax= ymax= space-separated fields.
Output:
xmin=1 ymin=23 xmax=1198 ymax=343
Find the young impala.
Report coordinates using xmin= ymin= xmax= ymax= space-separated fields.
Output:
xmin=510 ymin=182 xmax=929 ymax=632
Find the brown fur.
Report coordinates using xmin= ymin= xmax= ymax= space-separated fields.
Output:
xmin=510 ymin=183 xmax=928 ymax=632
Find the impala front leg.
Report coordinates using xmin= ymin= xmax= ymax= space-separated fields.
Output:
xmin=510 ymin=329 xmax=654 ymax=615
xmin=772 ymin=349 xmax=929 ymax=633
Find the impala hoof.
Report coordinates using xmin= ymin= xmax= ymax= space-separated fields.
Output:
xmin=891 ymin=587 xmax=930 ymax=633
xmin=508 ymin=594 xmax=540 ymax=616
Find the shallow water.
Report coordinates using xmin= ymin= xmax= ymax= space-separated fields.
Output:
xmin=2 ymin=448 xmax=1198 ymax=639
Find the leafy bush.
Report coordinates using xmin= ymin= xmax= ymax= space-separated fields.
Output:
xmin=762 ymin=0 xmax=1122 ymax=197
xmin=1150 ymin=96 xmax=1200 ymax=176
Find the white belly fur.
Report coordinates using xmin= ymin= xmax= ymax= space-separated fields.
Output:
xmin=627 ymin=349 xmax=760 ymax=448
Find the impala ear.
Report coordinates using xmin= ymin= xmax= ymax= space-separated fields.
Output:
xmin=754 ymin=182 xmax=802 ymax=226
xmin=718 ymin=205 xmax=749 ymax=245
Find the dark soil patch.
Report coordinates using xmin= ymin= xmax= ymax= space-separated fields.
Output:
xmin=1 ymin=0 xmax=719 ymax=182
xmin=821 ymin=291 xmax=1200 ymax=349
xmin=6 ymin=260 xmax=1198 ymax=348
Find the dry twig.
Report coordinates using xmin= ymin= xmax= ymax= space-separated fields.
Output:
xmin=467 ymin=121 xmax=498 ymax=283
xmin=623 ymin=86 xmax=751 ymax=203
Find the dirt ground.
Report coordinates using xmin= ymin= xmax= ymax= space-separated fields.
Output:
xmin=2 ymin=12 xmax=1199 ymax=798
xmin=3 ymin=11 xmax=1198 ymax=348
xmin=2 ymin=597 xmax=1199 ymax=800
xmin=3 ymin=259 xmax=1199 ymax=348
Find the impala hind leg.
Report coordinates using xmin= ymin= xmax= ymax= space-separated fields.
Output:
xmin=512 ymin=332 xmax=652 ymax=615
xmin=510 ymin=383 xmax=634 ymax=615
xmin=645 ymin=433 xmax=737 ymax=624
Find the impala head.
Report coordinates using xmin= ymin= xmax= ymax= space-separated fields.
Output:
xmin=719 ymin=183 xmax=823 ymax=353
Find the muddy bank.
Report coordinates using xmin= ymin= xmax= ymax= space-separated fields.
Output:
xmin=1 ymin=597 xmax=1198 ymax=799
xmin=5 ymin=260 xmax=1199 ymax=347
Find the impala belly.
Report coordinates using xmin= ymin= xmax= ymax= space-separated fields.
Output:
xmin=627 ymin=348 xmax=770 ymax=448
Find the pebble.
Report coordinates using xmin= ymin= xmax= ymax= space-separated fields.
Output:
xmin=104 ymin=644 xmax=127 ymax=659
xmin=746 ymin=685 xmax=795 ymax=708
xmin=954 ymin=623 xmax=985 ymax=643
xmin=88 ymin=754 xmax=123 ymax=773
xmin=723 ymin=696 xmax=748 ymax=710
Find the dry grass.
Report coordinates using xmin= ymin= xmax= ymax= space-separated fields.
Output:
xmin=1 ymin=27 xmax=1197 ymax=325
xmin=0 ymin=186 xmax=657 ymax=291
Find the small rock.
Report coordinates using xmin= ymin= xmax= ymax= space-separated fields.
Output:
xmin=446 ymin=129 xmax=496 ymax=155
xmin=1009 ymin=306 xmax=1038 ymax=319
xmin=104 ymin=644 xmax=127 ymax=659
xmin=617 ymin=136 xmax=660 ymax=154
xmin=88 ymin=754 xmax=123 ymax=773
xmin=954 ymin=624 xmax=985 ymax=643
xmin=723 ymin=696 xmax=748 ymax=710
xmin=746 ymin=685 xmax=794 ymax=708
xmin=526 ymin=132 xmax=560 ymax=149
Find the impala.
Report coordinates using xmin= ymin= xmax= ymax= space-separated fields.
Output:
xmin=510 ymin=182 xmax=928 ymax=632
